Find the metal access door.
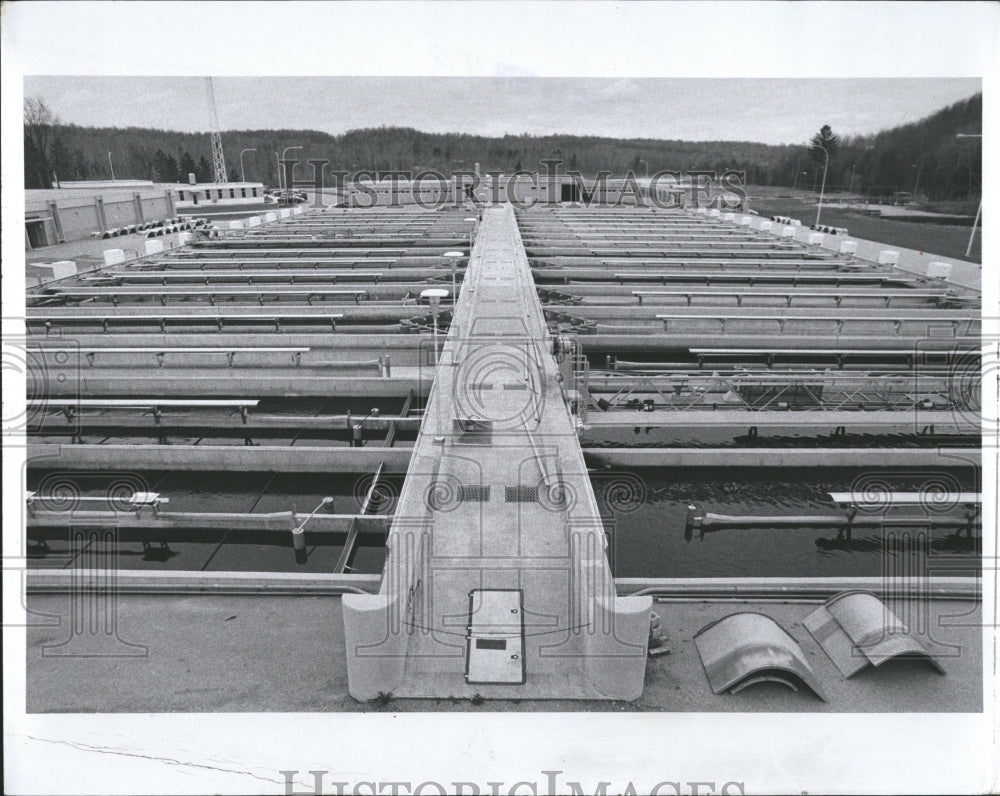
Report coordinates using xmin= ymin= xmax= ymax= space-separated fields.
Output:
xmin=465 ymin=589 xmax=526 ymax=685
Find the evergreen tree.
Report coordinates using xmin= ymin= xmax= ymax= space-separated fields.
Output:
xmin=809 ymin=125 xmax=840 ymax=163
xmin=178 ymin=152 xmax=197 ymax=182
xmin=153 ymin=149 xmax=177 ymax=182
xmin=196 ymin=155 xmax=213 ymax=182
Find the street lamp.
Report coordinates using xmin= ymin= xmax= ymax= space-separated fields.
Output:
xmin=108 ymin=152 xmax=116 ymax=181
xmin=812 ymin=143 xmax=830 ymax=227
xmin=443 ymin=251 xmax=463 ymax=303
xmin=281 ymin=146 xmax=304 ymax=204
xmin=911 ymin=159 xmax=924 ymax=197
xmin=239 ymin=148 xmax=256 ymax=183
xmin=955 ymin=133 xmax=983 ymax=258
xmin=420 ymin=288 xmax=450 ymax=365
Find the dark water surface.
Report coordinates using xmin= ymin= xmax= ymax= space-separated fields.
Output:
xmin=27 ymin=466 xmax=979 ymax=578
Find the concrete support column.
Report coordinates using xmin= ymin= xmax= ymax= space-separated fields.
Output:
xmin=133 ymin=192 xmax=145 ymax=224
xmin=47 ymin=201 xmax=66 ymax=243
xmin=95 ymin=197 xmax=108 ymax=231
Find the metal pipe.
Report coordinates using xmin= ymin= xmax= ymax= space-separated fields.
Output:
xmin=290 ymin=496 xmax=333 ymax=563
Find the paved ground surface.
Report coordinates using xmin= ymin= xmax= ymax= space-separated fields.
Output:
xmin=25 ymin=593 xmax=981 ymax=712
xmin=26 ymin=231 xmax=192 ymax=270
xmin=742 ymin=214 xmax=982 ymax=291
xmin=748 ymin=199 xmax=982 ymax=266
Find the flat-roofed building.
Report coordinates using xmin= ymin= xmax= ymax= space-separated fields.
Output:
xmin=25 ymin=182 xmax=177 ymax=248
xmin=170 ymin=181 xmax=265 ymax=210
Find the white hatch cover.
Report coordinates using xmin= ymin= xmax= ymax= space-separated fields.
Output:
xmin=464 ymin=589 xmax=525 ymax=685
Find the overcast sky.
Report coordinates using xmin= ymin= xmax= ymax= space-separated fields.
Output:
xmin=24 ymin=76 xmax=980 ymax=145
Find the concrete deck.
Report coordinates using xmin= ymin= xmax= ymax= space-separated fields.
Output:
xmin=25 ymin=593 xmax=982 ymax=712
xmin=21 ymin=202 xmax=986 ymax=713
xmin=342 ymin=205 xmax=651 ymax=700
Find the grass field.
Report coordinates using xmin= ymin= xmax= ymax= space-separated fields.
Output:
xmin=748 ymin=193 xmax=981 ymax=263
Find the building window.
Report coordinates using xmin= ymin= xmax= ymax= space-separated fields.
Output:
xmin=218 ymin=189 xmax=224 ymax=199
xmin=178 ymin=191 xmax=185 ymax=201
xmin=229 ymin=189 xmax=235 ymax=199
xmin=241 ymin=188 xmax=246 ymax=198
xmin=251 ymin=188 xmax=258 ymax=197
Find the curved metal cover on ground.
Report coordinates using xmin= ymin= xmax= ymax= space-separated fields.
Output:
xmin=803 ymin=590 xmax=946 ymax=678
xmin=693 ymin=612 xmax=826 ymax=701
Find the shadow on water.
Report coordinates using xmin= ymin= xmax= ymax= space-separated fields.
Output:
xmin=25 ymin=466 xmax=979 ymax=579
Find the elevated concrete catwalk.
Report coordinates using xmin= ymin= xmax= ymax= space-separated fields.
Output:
xmin=343 ymin=205 xmax=652 ymax=700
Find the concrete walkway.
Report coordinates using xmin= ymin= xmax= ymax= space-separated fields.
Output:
xmin=343 ymin=205 xmax=650 ymax=700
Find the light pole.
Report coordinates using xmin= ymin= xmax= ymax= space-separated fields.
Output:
xmin=443 ymin=251 xmax=463 ymax=303
xmin=420 ymin=288 xmax=450 ymax=365
xmin=108 ymin=152 xmax=116 ymax=181
xmin=813 ymin=143 xmax=830 ymax=227
xmin=911 ymin=158 xmax=924 ymax=198
xmin=274 ymin=152 xmax=281 ymax=194
xmin=281 ymin=146 xmax=303 ymax=204
xmin=955 ymin=133 xmax=982 ymax=258
xmin=639 ymin=159 xmax=649 ymax=178
xmin=239 ymin=148 xmax=256 ymax=183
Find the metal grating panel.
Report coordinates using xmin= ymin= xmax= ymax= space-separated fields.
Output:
xmin=458 ymin=485 xmax=491 ymax=502
xmin=506 ymin=485 xmax=539 ymax=503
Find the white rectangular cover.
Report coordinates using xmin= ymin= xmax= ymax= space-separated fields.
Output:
xmin=465 ymin=589 xmax=525 ymax=685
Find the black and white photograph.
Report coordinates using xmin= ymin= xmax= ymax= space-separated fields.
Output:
xmin=3 ymin=2 xmax=997 ymax=794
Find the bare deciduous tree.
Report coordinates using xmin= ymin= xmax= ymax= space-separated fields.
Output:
xmin=24 ymin=96 xmax=56 ymax=188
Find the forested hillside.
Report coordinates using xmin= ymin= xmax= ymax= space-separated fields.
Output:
xmin=24 ymin=93 xmax=980 ymax=201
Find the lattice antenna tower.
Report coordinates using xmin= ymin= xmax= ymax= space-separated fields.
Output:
xmin=205 ymin=77 xmax=228 ymax=183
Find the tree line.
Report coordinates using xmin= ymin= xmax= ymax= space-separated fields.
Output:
xmin=24 ymin=93 xmax=980 ymax=201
